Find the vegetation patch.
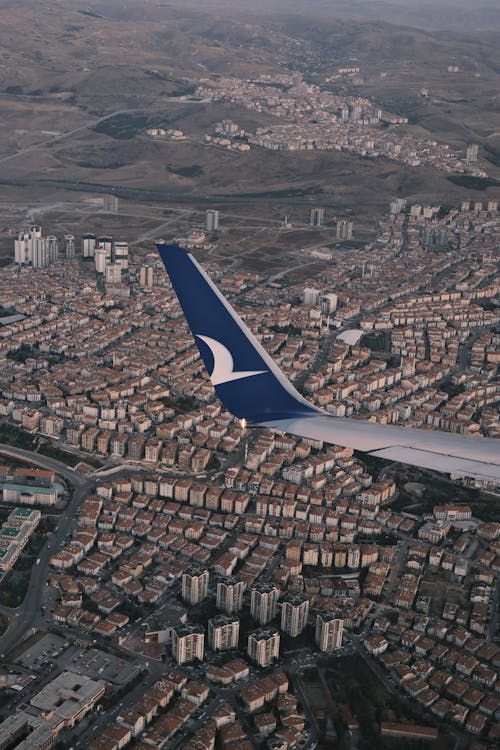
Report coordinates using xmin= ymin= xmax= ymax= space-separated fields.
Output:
xmin=78 ymin=9 xmax=104 ymax=19
xmin=0 ymin=519 xmax=55 ymax=607
xmin=0 ymin=567 xmax=30 ymax=608
xmin=76 ymin=159 xmax=128 ymax=170
xmin=93 ymin=114 xmax=151 ymax=140
xmin=37 ymin=443 xmax=81 ymax=467
xmin=6 ymin=344 xmax=37 ymax=364
xmin=161 ymin=394 xmax=197 ymax=413
xmin=0 ymin=421 xmax=36 ymax=451
xmin=167 ymin=164 xmax=203 ymax=178
xmin=170 ymin=82 xmax=196 ymax=97
xmin=362 ymin=332 xmax=388 ymax=353
xmin=447 ymin=175 xmax=499 ymax=191
xmin=224 ymin=185 xmax=324 ymax=199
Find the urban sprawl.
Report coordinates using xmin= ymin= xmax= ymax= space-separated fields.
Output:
xmin=0 ymin=194 xmax=498 ymax=750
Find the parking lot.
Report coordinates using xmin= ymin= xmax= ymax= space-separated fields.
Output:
xmin=13 ymin=632 xmax=141 ymax=687
xmin=14 ymin=632 xmax=67 ymax=670
xmin=62 ymin=645 xmax=141 ymax=685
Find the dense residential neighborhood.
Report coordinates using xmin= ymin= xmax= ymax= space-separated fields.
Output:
xmin=196 ymin=73 xmax=487 ymax=177
xmin=0 ymin=195 xmax=497 ymax=750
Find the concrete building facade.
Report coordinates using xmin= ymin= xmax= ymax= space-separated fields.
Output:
xmin=208 ymin=614 xmax=240 ymax=651
xmin=172 ymin=623 xmax=205 ymax=665
xmin=182 ymin=566 xmax=209 ymax=606
xmin=247 ymin=627 xmax=280 ymax=667
xmin=315 ymin=610 xmax=343 ymax=651
xmin=250 ymin=582 xmax=279 ymax=625
xmin=281 ymin=593 xmax=309 ymax=637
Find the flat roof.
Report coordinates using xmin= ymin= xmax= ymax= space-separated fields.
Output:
xmin=30 ymin=671 xmax=106 ymax=717
xmin=0 ymin=527 xmax=20 ymax=537
xmin=11 ymin=507 xmax=35 ymax=517
xmin=0 ymin=314 xmax=25 ymax=326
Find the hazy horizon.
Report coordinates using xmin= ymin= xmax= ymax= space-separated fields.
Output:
xmin=161 ymin=0 xmax=500 ymax=33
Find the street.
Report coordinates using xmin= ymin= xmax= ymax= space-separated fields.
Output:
xmin=0 ymin=444 xmax=95 ymax=657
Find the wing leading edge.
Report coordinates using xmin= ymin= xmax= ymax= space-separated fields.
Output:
xmin=157 ymin=243 xmax=500 ymax=484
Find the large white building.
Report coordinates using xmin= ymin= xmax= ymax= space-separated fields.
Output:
xmin=114 ymin=241 xmax=129 ymax=271
xmin=139 ymin=264 xmax=154 ymax=288
xmin=337 ymin=220 xmax=353 ymax=240
xmin=216 ymin=577 xmax=245 ymax=613
xmin=64 ymin=235 xmax=76 ymax=259
xmin=82 ymin=233 xmax=96 ymax=258
xmin=315 ymin=611 xmax=343 ymax=652
xmin=172 ymin=623 xmax=205 ymax=665
xmin=97 ymin=236 xmax=113 ymax=257
xmin=433 ymin=504 xmax=472 ymax=522
xmin=247 ymin=627 xmax=280 ymax=667
xmin=0 ymin=671 xmax=106 ymax=750
xmin=1 ymin=483 xmax=57 ymax=507
xmin=250 ymin=582 xmax=279 ymax=625
xmin=94 ymin=246 xmax=108 ymax=274
xmin=182 ymin=566 xmax=209 ymax=606
xmin=303 ymin=287 xmax=321 ymax=306
xmin=310 ymin=207 xmax=324 ymax=227
xmin=0 ymin=507 xmax=40 ymax=573
xmin=208 ymin=614 xmax=239 ymax=651
xmin=320 ymin=293 xmax=337 ymax=315
xmin=32 ymin=237 xmax=50 ymax=268
xmin=206 ymin=209 xmax=219 ymax=231
xmin=14 ymin=225 xmax=41 ymax=265
xmin=105 ymin=263 xmax=122 ymax=284
xmin=466 ymin=144 xmax=479 ymax=163
xmin=281 ymin=593 xmax=309 ymax=637
xmin=14 ymin=227 xmax=58 ymax=268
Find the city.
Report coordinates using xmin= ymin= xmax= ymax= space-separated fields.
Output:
xmin=0 ymin=191 xmax=497 ymax=750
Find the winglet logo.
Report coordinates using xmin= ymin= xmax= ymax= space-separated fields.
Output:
xmin=196 ymin=335 xmax=266 ymax=386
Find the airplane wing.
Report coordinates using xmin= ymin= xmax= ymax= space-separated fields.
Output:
xmin=157 ymin=243 xmax=500 ymax=484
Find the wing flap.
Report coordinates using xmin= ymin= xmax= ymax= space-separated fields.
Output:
xmin=261 ymin=414 xmax=500 ymax=482
xmin=369 ymin=446 xmax=500 ymax=483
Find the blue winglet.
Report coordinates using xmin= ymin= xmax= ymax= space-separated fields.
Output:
xmin=157 ymin=243 xmax=319 ymax=422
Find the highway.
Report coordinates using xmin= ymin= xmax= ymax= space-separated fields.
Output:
xmin=0 ymin=444 xmax=90 ymax=488
xmin=0 ymin=445 xmax=95 ymax=657
xmin=0 ymin=176 xmax=342 ymax=208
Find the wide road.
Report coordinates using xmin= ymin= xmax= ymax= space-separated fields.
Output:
xmin=0 ymin=176 xmax=342 ymax=208
xmin=0 ymin=445 xmax=95 ymax=656
xmin=0 ymin=443 xmax=89 ymax=487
